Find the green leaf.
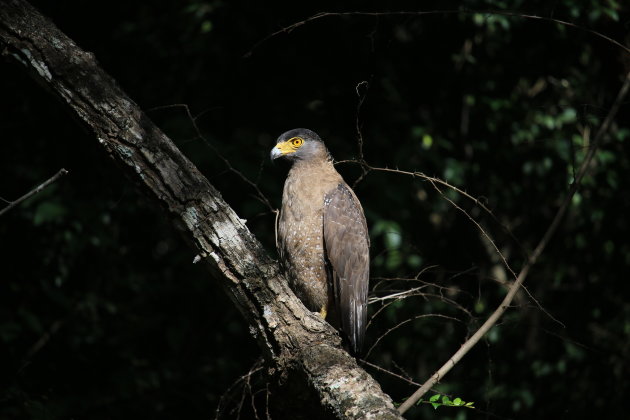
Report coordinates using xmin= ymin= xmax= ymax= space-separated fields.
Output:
xmin=453 ymin=397 xmax=463 ymax=405
xmin=429 ymin=394 xmax=441 ymax=402
xmin=604 ymin=8 xmax=619 ymax=21
xmin=421 ymin=134 xmax=433 ymax=149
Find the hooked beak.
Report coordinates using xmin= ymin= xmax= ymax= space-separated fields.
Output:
xmin=270 ymin=141 xmax=295 ymax=160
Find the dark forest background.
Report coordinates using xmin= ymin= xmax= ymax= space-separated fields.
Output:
xmin=1 ymin=0 xmax=629 ymax=419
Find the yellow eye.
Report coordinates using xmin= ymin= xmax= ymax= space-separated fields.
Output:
xmin=289 ymin=137 xmax=304 ymax=147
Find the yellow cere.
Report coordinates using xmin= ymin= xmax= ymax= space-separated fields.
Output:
xmin=276 ymin=137 xmax=304 ymax=155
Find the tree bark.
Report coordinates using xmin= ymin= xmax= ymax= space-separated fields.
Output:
xmin=0 ymin=1 xmax=402 ymax=418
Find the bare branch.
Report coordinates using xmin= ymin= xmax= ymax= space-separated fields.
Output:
xmin=397 ymin=70 xmax=630 ymax=414
xmin=360 ymin=359 xmax=423 ymax=388
xmin=215 ymin=359 xmax=264 ymax=420
xmin=245 ymin=10 xmax=630 ymax=58
xmin=149 ymin=103 xmax=277 ymax=213
xmin=0 ymin=168 xmax=68 ymax=217
xmin=354 ymin=80 xmax=369 ymax=165
xmin=365 ymin=313 xmax=461 ymax=360
xmin=426 ymin=177 xmax=517 ymax=279
xmin=370 ymin=166 xmax=526 ymax=255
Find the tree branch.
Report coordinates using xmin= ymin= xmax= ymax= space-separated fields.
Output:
xmin=397 ymin=70 xmax=630 ymax=414
xmin=0 ymin=168 xmax=68 ymax=216
xmin=246 ymin=10 xmax=630 ymax=58
xmin=0 ymin=1 xmax=401 ymax=418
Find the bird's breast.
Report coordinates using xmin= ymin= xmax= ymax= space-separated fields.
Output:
xmin=278 ymin=162 xmax=342 ymax=311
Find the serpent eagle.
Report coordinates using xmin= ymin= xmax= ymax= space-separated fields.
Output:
xmin=271 ymin=128 xmax=369 ymax=354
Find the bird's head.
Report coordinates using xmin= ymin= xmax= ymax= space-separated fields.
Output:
xmin=270 ymin=128 xmax=329 ymax=162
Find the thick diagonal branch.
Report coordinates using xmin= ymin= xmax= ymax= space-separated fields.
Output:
xmin=0 ymin=1 xmax=401 ymax=418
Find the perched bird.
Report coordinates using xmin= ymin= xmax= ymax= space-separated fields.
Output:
xmin=271 ymin=128 xmax=370 ymax=354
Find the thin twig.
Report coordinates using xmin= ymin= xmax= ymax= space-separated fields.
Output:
xmin=250 ymin=377 xmax=261 ymax=420
xmin=265 ymin=382 xmax=272 ymax=420
xmin=214 ymin=359 xmax=264 ymax=420
xmin=365 ymin=313 xmax=461 ymax=360
xmin=182 ymin=104 xmax=276 ymax=213
xmin=362 ymin=359 xmax=513 ymax=420
xmin=0 ymin=168 xmax=68 ymax=217
xmin=426 ymin=175 xmax=569 ymax=325
xmin=372 ymin=166 xmax=526 ymax=254
xmin=368 ymin=268 xmax=476 ymax=328
xmin=355 ymin=80 xmax=369 ymax=165
xmin=428 ymin=177 xmax=517 ymax=279
xmin=368 ymin=284 xmax=429 ymax=304
xmin=245 ymin=10 xmax=630 ymax=58
xmin=349 ymin=79 xmax=372 ymax=188
xmin=360 ymin=359 xmax=423 ymax=387
xmin=148 ymin=103 xmax=276 ymax=213
xmin=397 ymin=70 xmax=630 ymax=414
xmin=362 ymin=164 xmax=561 ymax=323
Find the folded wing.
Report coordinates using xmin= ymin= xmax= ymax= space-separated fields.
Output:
xmin=323 ymin=183 xmax=370 ymax=354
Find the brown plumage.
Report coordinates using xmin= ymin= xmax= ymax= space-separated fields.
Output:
xmin=271 ymin=128 xmax=369 ymax=353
